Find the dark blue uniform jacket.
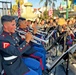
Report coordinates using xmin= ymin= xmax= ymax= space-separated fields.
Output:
xmin=0 ymin=31 xmax=36 ymax=75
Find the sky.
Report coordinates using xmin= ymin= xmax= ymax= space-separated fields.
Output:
xmin=0 ymin=0 xmax=61 ymax=9
xmin=28 ymin=0 xmax=61 ymax=9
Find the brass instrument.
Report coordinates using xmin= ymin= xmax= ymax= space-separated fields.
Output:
xmin=16 ymin=29 xmax=49 ymax=45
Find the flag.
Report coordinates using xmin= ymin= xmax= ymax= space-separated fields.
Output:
xmin=48 ymin=8 xmax=53 ymax=17
xmin=68 ymin=0 xmax=72 ymax=8
xmin=59 ymin=3 xmax=63 ymax=10
xmin=18 ymin=2 xmax=21 ymax=18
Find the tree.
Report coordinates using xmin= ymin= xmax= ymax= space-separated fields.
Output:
xmin=39 ymin=0 xmax=57 ymax=10
xmin=39 ymin=10 xmax=49 ymax=20
xmin=53 ymin=9 xmax=60 ymax=17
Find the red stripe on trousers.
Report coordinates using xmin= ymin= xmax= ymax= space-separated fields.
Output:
xmin=30 ymin=54 xmax=44 ymax=70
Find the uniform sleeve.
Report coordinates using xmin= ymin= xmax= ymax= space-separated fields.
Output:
xmin=0 ymin=40 xmax=31 ymax=56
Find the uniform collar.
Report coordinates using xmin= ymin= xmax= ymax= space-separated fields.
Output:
xmin=19 ymin=28 xmax=26 ymax=31
xmin=2 ymin=31 xmax=13 ymax=36
xmin=19 ymin=28 xmax=28 ymax=32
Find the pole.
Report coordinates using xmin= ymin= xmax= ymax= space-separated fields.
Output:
xmin=10 ymin=2 xmax=12 ymax=16
xmin=66 ymin=0 xmax=68 ymax=19
xmin=66 ymin=53 xmax=69 ymax=75
xmin=18 ymin=0 xmax=21 ymax=18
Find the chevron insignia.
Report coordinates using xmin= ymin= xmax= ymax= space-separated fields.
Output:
xmin=3 ymin=42 xmax=10 ymax=49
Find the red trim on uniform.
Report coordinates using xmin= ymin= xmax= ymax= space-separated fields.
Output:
xmin=4 ymin=70 xmax=6 ymax=75
xmin=4 ymin=72 xmax=6 ymax=75
xmin=30 ymin=54 xmax=44 ymax=70
xmin=70 ymin=34 xmax=74 ymax=40
xmin=68 ymin=46 xmax=70 ymax=49
xmin=18 ymin=44 xmax=29 ymax=51
xmin=22 ymin=38 xmax=25 ymax=40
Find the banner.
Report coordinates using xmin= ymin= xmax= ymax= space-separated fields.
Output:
xmin=68 ymin=0 xmax=72 ymax=8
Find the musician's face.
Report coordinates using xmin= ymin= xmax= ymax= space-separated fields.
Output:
xmin=20 ymin=20 xmax=28 ymax=28
xmin=3 ymin=20 xmax=16 ymax=33
xmin=27 ymin=21 xmax=32 ymax=26
xmin=50 ymin=19 xmax=53 ymax=23
xmin=56 ymin=18 xmax=59 ymax=23
xmin=41 ymin=20 xmax=44 ymax=25
xmin=69 ymin=20 xmax=72 ymax=25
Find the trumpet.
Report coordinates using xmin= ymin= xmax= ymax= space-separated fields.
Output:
xmin=16 ymin=29 xmax=49 ymax=44
xmin=29 ymin=27 xmax=47 ymax=35
xmin=46 ymin=30 xmax=55 ymax=40
xmin=37 ymin=30 xmax=47 ymax=34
